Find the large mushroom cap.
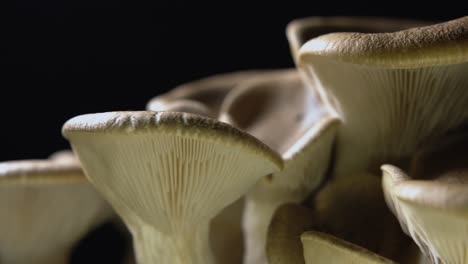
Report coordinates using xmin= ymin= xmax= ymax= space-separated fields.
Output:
xmin=287 ymin=16 xmax=428 ymax=63
xmin=63 ymin=111 xmax=283 ymax=232
xmin=295 ymin=16 xmax=468 ymax=176
xmin=299 ymin=16 xmax=468 ymax=69
xmin=0 ymin=152 xmax=111 ymax=263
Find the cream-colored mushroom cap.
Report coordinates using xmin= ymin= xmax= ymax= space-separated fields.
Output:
xmin=301 ymin=231 xmax=396 ymax=264
xmin=286 ymin=16 xmax=427 ymax=63
xmin=382 ymin=164 xmax=468 ymax=263
xmin=62 ymin=111 xmax=283 ymax=263
xmin=299 ymin=16 xmax=468 ymax=69
xmin=147 ymin=71 xmax=267 ymax=118
xmin=0 ymin=153 xmax=111 ymax=264
xmin=219 ymin=69 xmax=339 ymax=264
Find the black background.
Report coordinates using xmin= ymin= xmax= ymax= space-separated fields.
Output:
xmin=0 ymin=1 xmax=465 ymax=263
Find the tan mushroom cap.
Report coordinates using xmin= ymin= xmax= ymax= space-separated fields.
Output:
xmin=0 ymin=152 xmax=111 ymax=264
xmin=287 ymin=16 xmax=428 ymax=63
xmin=147 ymin=70 xmax=268 ymax=118
xmin=301 ymin=231 xmax=396 ymax=264
xmin=219 ymin=69 xmax=338 ymax=188
xmin=299 ymin=16 xmax=468 ymax=69
xmin=382 ymin=164 xmax=468 ymax=263
xmin=266 ymin=204 xmax=316 ymax=264
xmin=63 ymin=111 xmax=283 ymax=229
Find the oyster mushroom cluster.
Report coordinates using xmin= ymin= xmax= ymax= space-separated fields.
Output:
xmin=4 ymin=16 xmax=466 ymax=264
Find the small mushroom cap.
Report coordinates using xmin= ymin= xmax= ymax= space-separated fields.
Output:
xmin=313 ymin=173 xmax=416 ymax=262
xmin=287 ymin=16 xmax=428 ymax=63
xmin=63 ymin=111 xmax=283 ymax=232
xmin=301 ymin=231 xmax=396 ymax=264
xmin=146 ymin=99 xmax=213 ymax=117
xmin=299 ymin=16 xmax=468 ymax=69
xmin=266 ymin=203 xmax=316 ymax=264
xmin=382 ymin=164 xmax=468 ymax=263
xmin=147 ymin=70 xmax=268 ymax=118
xmin=0 ymin=154 xmax=111 ymax=262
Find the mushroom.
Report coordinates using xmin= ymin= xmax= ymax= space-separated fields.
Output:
xmin=0 ymin=151 xmax=111 ymax=264
xmin=149 ymin=97 xmax=249 ymax=264
xmin=219 ymin=69 xmax=339 ymax=264
xmin=266 ymin=180 xmax=423 ymax=264
xmin=301 ymin=231 xmax=396 ymax=264
xmin=266 ymin=203 xmax=316 ymax=264
xmin=382 ymin=132 xmax=468 ymax=263
xmin=286 ymin=16 xmax=428 ymax=63
xmin=62 ymin=111 xmax=283 ymax=264
xmin=147 ymin=70 xmax=269 ymax=118
xmin=294 ymin=16 xmax=468 ymax=177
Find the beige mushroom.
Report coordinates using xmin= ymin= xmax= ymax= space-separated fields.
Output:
xmin=286 ymin=16 xmax=427 ymax=63
xmin=382 ymin=133 xmax=468 ymax=263
xmin=301 ymin=231 xmax=396 ymax=264
xmin=147 ymin=70 xmax=268 ymax=118
xmin=266 ymin=183 xmax=424 ymax=264
xmin=219 ymin=69 xmax=339 ymax=264
xmin=294 ymin=16 xmax=468 ymax=177
xmin=266 ymin=203 xmax=317 ymax=264
xmin=62 ymin=111 xmax=283 ymax=264
xmin=0 ymin=151 xmax=111 ymax=264
xmin=149 ymin=96 xmax=249 ymax=264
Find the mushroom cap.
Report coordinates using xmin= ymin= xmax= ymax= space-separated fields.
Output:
xmin=299 ymin=16 xmax=468 ymax=69
xmin=63 ymin=111 xmax=283 ymax=232
xmin=221 ymin=70 xmax=338 ymax=264
xmin=295 ymin=16 xmax=468 ymax=176
xmin=301 ymin=231 xmax=396 ymax=264
xmin=266 ymin=203 xmax=316 ymax=264
xmin=0 ymin=153 xmax=111 ymax=262
xmin=147 ymin=70 xmax=268 ymax=118
xmin=0 ymin=157 xmax=84 ymax=184
xmin=287 ymin=16 xmax=428 ymax=63
xmin=382 ymin=164 xmax=468 ymax=263
xmin=147 ymin=99 xmax=213 ymax=117
xmin=219 ymin=69 xmax=339 ymax=190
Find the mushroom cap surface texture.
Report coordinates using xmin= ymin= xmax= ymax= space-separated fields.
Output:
xmin=287 ymin=16 xmax=428 ymax=63
xmin=0 ymin=152 xmax=110 ymax=263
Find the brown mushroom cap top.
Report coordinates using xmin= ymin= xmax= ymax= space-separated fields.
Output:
xmin=300 ymin=16 xmax=468 ymax=68
xmin=63 ymin=111 xmax=283 ymax=170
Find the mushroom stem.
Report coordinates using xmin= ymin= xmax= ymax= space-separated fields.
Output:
xmin=243 ymin=190 xmax=306 ymax=264
xmin=132 ymin=223 xmax=213 ymax=264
